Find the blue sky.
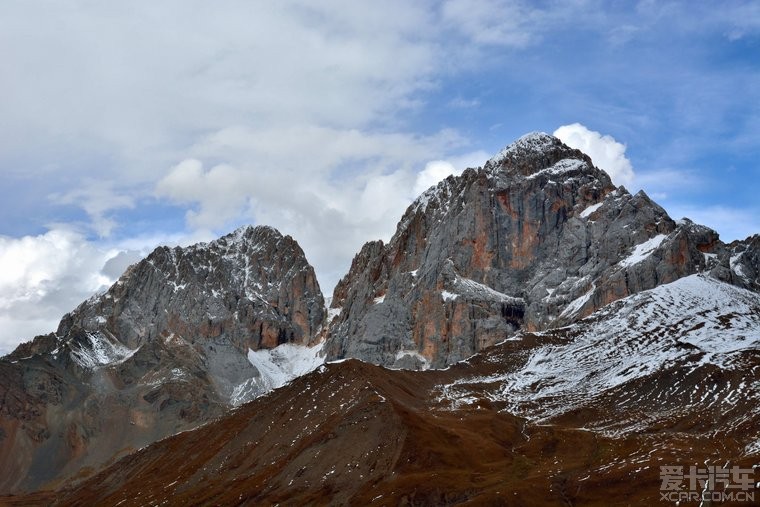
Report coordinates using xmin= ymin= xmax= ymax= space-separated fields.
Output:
xmin=1 ymin=0 xmax=759 ymax=353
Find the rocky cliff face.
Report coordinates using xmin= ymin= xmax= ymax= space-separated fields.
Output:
xmin=0 ymin=225 xmax=325 ymax=494
xmin=323 ymin=133 xmax=748 ymax=368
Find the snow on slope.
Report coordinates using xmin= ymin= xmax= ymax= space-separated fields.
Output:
xmin=438 ymin=274 xmax=760 ymax=431
xmin=619 ymin=234 xmax=667 ymax=267
xmin=440 ymin=273 xmax=525 ymax=306
xmin=526 ymin=158 xmax=587 ymax=180
xmin=487 ymin=132 xmax=556 ymax=167
xmin=230 ymin=342 xmax=325 ymax=405
xmin=452 ymin=274 xmax=524 ymax=305
xmin=68 ymin=332 xmax=138 ymax=368
xmin=579 ymin=201 xmax=603 ymax=219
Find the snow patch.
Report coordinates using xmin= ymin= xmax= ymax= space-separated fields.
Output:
xmin=69 ymin=332 xmax=138 ymax=369
xmin=559 ymin=286 xmax=594 ymax=318
xmin=619 ymin=234 xmax=667 ymax=268
xmin=441 ymin=290 xmax=458 ymax=302
xmin=526 ymin=158 xmax=586 ymax=180
xmin=394 ymin=349 xmax=431 ymax=370
xmin=449 ymin=274 xmax=524 ymax=306
xmin=579 ymin=202 xmax=603 ymax=219
xmin=745 ymin=439 xmax=760 ymax=456
xmin=327 ymin=306 xmax=342 ymax=321
xmin=730 ymin=253 xmax=748 ymax=280
xmin=487 ymin=132 xmax=556 ymax=167
xmin=232 ymin=342 xmax=325 ymax=406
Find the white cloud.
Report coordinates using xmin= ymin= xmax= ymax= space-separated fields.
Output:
xmin=633 ymin=168 xmax=704 ymax=196
xmin=0 ymin=1 xmax=455 ymax=244
xmin=412 ymin=150 xmax=488 ymax=196
xmin=607 ymin=24 xmax=641 ymax=45
xmin=0 ymin=2 xmax=439 ymax=169
xmin=448 ymin=96 xmax=481 ymax=109
xmin=156 ymin=159 xmax=251 ymax=231
xmin=553 ymin=123 xmax=635 ymax=186
xmin=51 ymin=180 xmax=136 ymax=237
xmin=0 ymin=229 xmax=116 ymax=354
xmin=414 ymin=161 xmax=461 ymax=196
xmin=101 ymin=250 xmax=144 ymax=280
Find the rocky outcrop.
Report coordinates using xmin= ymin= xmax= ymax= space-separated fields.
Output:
xmin=0 ymin=225 xmax=325 ymax=494
xmin=709 ymin=233 xmax=760 ymax=292
xmin=323 ymin=133 xmax=740 ymax=368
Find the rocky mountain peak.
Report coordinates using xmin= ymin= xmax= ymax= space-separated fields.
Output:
xmin=323 ymin=132 xmax=754 ymax=370
xmin=391 ymin=132 xmax=613 ymax=249
xmin=487 ymin=132 xmax=558 ymax=165
xmin=219 ymin=224 xmax=282 ymax=247
xmin=485 ymin=132 xmax=597 ymax=180
xmin=55 ymin=223 xmax=324 ymax=353
xmin=0 ymin=224 xmax=327 ymax=493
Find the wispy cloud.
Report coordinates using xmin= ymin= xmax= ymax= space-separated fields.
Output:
xmin=440 ymin=0 xmax=540 ymax=47
xmin=51 ymin=181 xmax=136 ymax=237
xmin=448 ymin=97 xmax=481 ymax=109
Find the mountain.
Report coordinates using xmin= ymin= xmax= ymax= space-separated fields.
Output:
xmin=9 ymin=273 xmax=759 ymax=506
xmin=323 ymin=133 xmax=755 ymax=369
xmin=0 ymin=225 xmax=325 ymax=493
xmin=1 ymin=132 xmax=758 ymax=503
xmin=442 ymin=274 xmax=760 ymax=437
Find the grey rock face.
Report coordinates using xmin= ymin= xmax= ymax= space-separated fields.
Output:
xmin=0 ymin=225 xmax=325 ymax=494
xmin=711 ymin=234 xmax=760 ymax=292
xmin=61 ymin=225 xmax=324 ymax=352
xmin=323 ymin=133 xmax=751 ymax=368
